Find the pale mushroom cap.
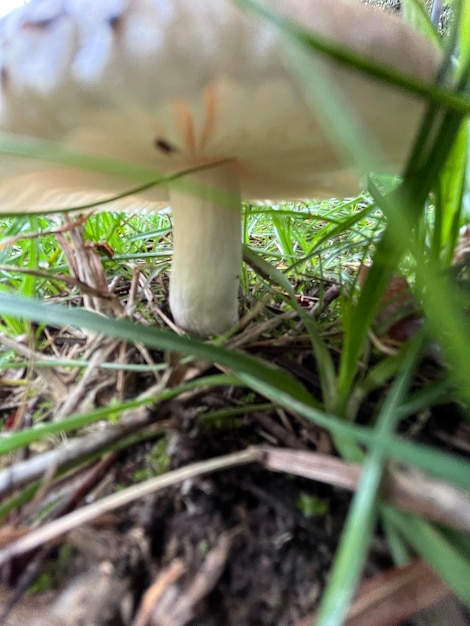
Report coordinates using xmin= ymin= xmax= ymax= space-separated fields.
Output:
xmin=0 ymin=0 xmax=441 ymax=213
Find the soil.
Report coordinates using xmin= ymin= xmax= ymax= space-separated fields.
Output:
xmin=1 ymin=339 xmax=469 ymax=626
xmin=1 ymin=399 xmax=356 ymax=626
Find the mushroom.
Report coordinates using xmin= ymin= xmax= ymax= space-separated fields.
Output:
xmin=0 ymin=0 xmax=441 ymax=335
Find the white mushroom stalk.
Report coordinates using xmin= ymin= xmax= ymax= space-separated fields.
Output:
xmin=0 ymin=0 xmax=442 ymax=335
xmin=169 ymin=161 xmax=241 ymax=335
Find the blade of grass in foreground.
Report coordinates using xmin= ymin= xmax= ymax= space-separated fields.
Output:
xmin=235 ymin=0 xmax=470 ymax=114
xmin=314 ymin=335 xmax=424 ymax=626
xmin=401 ymin=0 xmax=442 ymax=43
xmin=0 ymin=135 xmax=239 ymax=215
xmin=383 ymin=507 xmax=470 ymax=605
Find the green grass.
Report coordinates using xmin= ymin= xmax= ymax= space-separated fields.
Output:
xmin=0 ymin=1 xmax=469 ymax=624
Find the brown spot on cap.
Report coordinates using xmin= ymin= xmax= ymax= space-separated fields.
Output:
xmin=154 ymin=138 xmax=177 ymax=155
xmin=22 ymin=16 xmax=59 ymax=30
xmin=1 ymin=66 xmax=8 ymax=92
xmin=108 ymin=14 xmax=122 ymax=32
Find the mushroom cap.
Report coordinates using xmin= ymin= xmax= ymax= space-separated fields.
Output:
xmin=0 ymin=0 xmax=441 ymax=213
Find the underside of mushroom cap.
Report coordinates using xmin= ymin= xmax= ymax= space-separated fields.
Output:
xmin=0 ymin=0 xmax=441 ymax=214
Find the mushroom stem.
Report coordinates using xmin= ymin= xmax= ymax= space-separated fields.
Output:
xmin=169 ymin=161 xmax=242 ymax=336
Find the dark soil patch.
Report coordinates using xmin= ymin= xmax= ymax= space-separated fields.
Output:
xmin=136 ymin=428 xmax=351 ymax=626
